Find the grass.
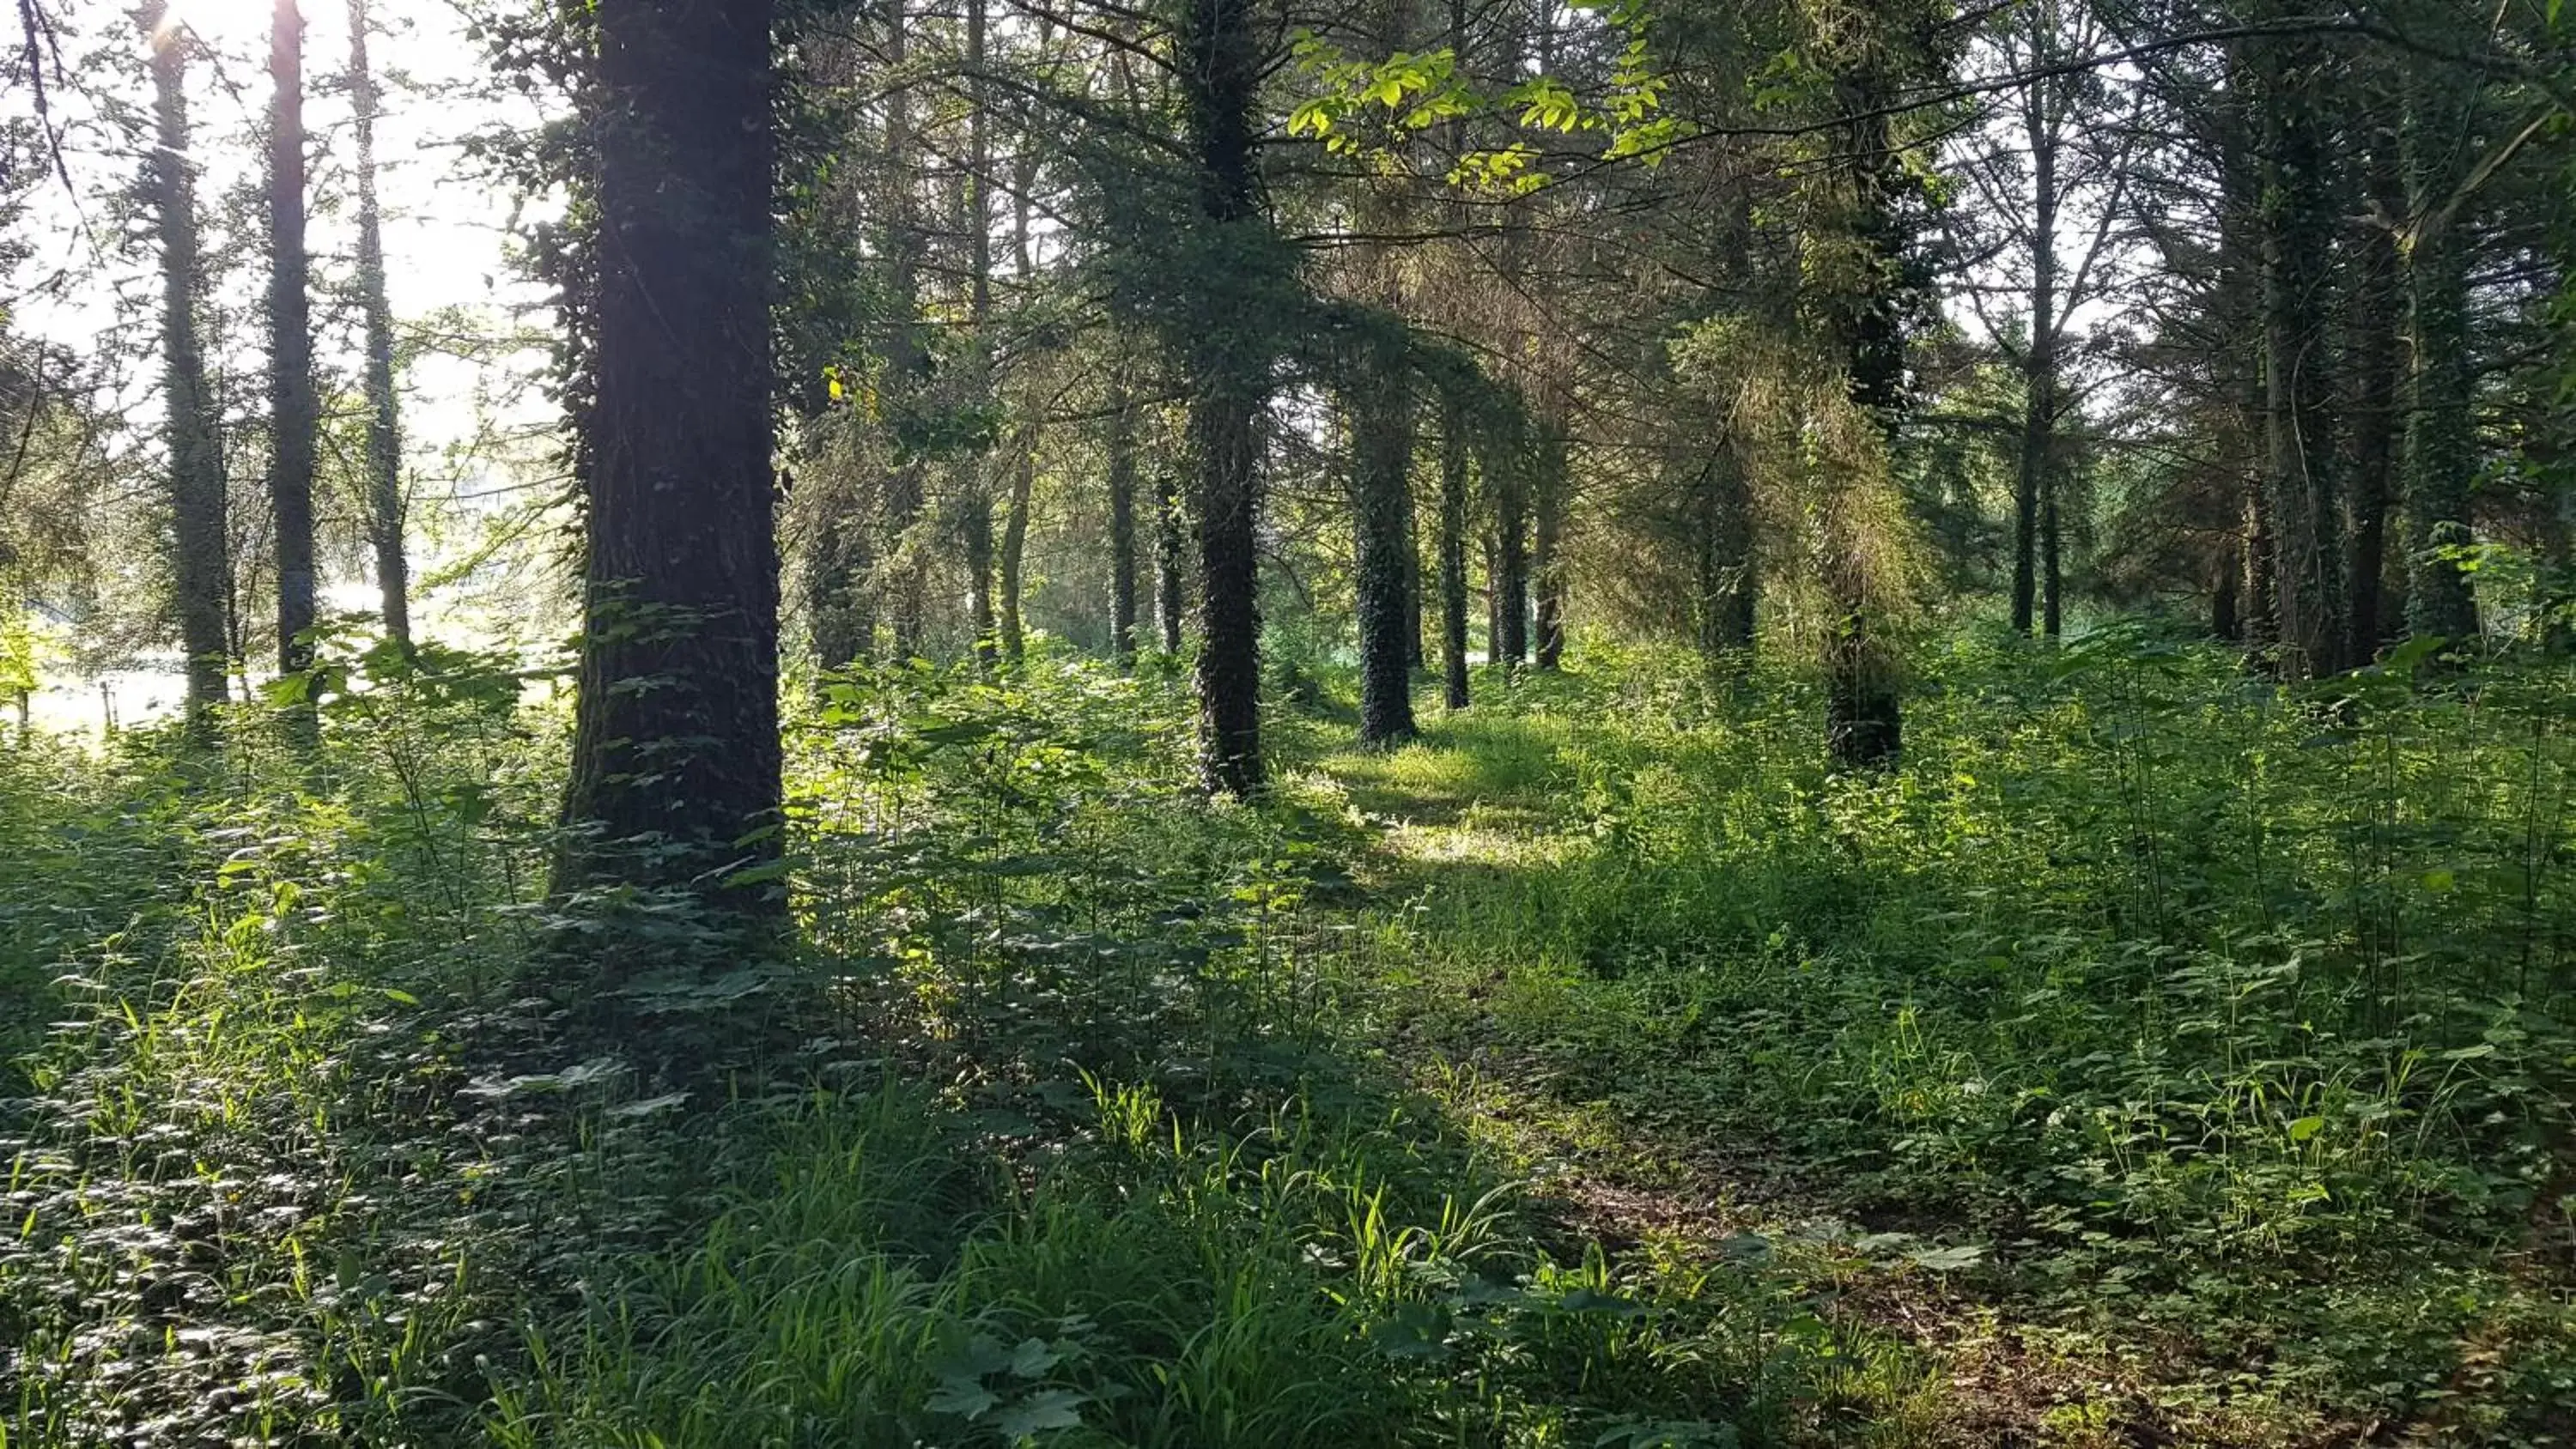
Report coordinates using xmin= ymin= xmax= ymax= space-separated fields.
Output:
xmin=2 ymin=632 xmax=2572 ymax=1446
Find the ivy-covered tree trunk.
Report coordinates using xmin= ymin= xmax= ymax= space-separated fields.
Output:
xmin=1350 ymin=331 xmax=1417 ymax=745
xmin=267 ymin=0 xmax=319 ymax=742
xmin=2258 ymin=26 xmax=2347 ymax=676
xmin=1180 ymin=0 xmax=1270 ymax=796
xmin=1821 ymin=65 xmax=1908 ymax=770
xmin=1437 ymin=393 xmax=1470 ymax=709
xmin=558 ymin=0 xmax=781 ymax=909
xmin=1108 ymin=384 xmax=1140 ymax=664
xmin=349 ymin=0 xmax=410 ymax=657
xmin=143 ymin=5 xmax=230 ymax=737
xmin=2402 ymin=71 xmax=2478 ymax=646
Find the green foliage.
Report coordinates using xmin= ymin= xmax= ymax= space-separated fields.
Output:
xmin=1334 ymin=636 xmax=2576 ymax=1441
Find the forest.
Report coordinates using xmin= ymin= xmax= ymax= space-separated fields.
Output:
xmin=3 ymin=0 xmax=2576 ymax=1440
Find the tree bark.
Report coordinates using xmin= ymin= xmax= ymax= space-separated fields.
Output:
xmin=1000 ymin=444 xmax=1032 ymax=661
xmin=879 ymin=0 xmax=927 ymax=658
xmin=2345 ymin=110 xmax=2403 ymax=664
xmin=1437 ymin=392 xmax=1470 ymax=708
xmin=1697 ymin=432 xmax=1754 ymax=654
xmin=1180 ymin=0 xmax=1268 ymax=796
xmin=1349 ymin=330 xmax=1416 ymax=744
xmin=1108 ymin=382 xmax=1139 ymax=663
xmin=2012 ymin=60 xmax=2057 ymax=639
xmin=348 ymin=0 xmax=409 ymax=657
xmin=1154 ymin=450 xmax=1185 ymax=654
xmin=1824 ymin=65 xmax=1906 ymax=769
xmin=1488 ymin=432 xmax=1528 ymax=666
xmin=143 ymin=5 xmax=230 ymax=738
xmin=2402 ymin=71 xmax=2478 ymax=646
xmin=960 ymin=0 xmax=996 ymax=665
xmin=267 ymin=0 xmax=319 ymax=743
xmin=557 ymin=0 xmax=781 ymax=910
xmin=1532 ymin=416 xmax=1565 ymax=670
xmin=2259 ymin=24 xmax=2347 ymax=676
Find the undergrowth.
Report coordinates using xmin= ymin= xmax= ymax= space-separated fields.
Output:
xmin=2 ymin=631 xmax=2570 ymax=1446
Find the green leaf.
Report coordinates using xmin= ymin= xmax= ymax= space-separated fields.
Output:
xmin=926 ymin=1381 xmax=999 ymax=1418
xmin=992 ymin=1388 xmax=1086 ymax=1437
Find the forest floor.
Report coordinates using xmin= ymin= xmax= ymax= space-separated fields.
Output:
xmin=4 ymin=643 xmax=2573 ymax=1446
xmin=1308 ymin=706 xmax=2341 ymax=1449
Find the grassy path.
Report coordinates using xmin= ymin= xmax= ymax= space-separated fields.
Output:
xmin=1305 ymin=708 xmax=2362 ymax=1449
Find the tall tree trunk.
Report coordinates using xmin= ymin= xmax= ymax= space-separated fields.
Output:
xmin=1697 ymin=432 xmax=1754 ymax=654
xmin=348 ymin=0 xmax=410 ymax=657
xmin=880 ymin=0 xmax=927 ymax=658
xmin=558 ymin=0 xmax=780 ymax=909
xmin=267 ymin=0 xmax=319 ymax=743
xmin=2041 ymin=437 xmax=2063 ymax=637
xmin=1532 ymin=416 xmax=1565 ymax=670
xmin=1000 ymin=445 xmax=1032 ymax=660
xmin=1179 ymin=0 xmax=1268 ymax=796
xmin=1154 ymin=452 xmax=1185 ymax=654
xmin=2012 ymin=61 xmax=2057 ymax=638
xmin=1437 ymin=392 xmax=1470 ymax=708
xmin=1350 ymin=332 xmax=1416 ymax=744
xmin=2345 ymin=112 xmax=2403 ymax=664
xmin=1489 ymin=434 xmax=1528 ymax=665
xmin=1823 ymin=68 xmax=1906 ymax=769
xmin=961 ymin=0 xmax=996 ymax=665
xmin=2219 ymin=39 xmax=2274 ymax=648
xmin=809 ymin=507 xmax=873 ymax=668
xmin=2402 ymin=73 xmax=2478 ymax=645
xmin=2259 ymin=27 xmax=2347 ymax=676
xmin=999 ymin=121 xmax=1038 ymax=663
xmin=1108 ymin=384 xmax=1140 ymax=663
xmin=143 ymin=6 xmax=230 ymax=738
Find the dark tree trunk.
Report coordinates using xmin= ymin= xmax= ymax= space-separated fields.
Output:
xmin=1696 ymin=434 xmax=1754 ymax=654
xmin=1000 ymin=445 xmax=1032 ymax=661
xmin=1154 ymin=452 xmax=1186 ymax=654
xmin=999 ymin=130 xmax=1037 ymax=663
xmin=1489 ymin=437 xmax=1528 ymax=666
xmin=1403 ymin=502 xmax=1425 ymax=670
xmin=267 ymin=0 xmax=319 ymax=743
xmin=2259 ymin=26 xmax=2348 ymax=676
xmin=1532 ymin=420 xmax=1565 ymax=670
xmin=1437 ymin=393 xmax=1470 ymax=708
xmin=1349 ymin=333 xmax=1416 ymax=744
xmin=2011 ymin=65 xmax=2057 ymax=639
xmin=2218 ymin=45 xmax=2274 ymax=649
xmin=143 ymin=7 xmax=230 ymax=738
xmin=2345 ymin=113 xmax=2403 ymax=664
xmin=349 ymin=0 xmax=409 ymax=657
xmin=1108 ymin=385 xmax=1140 ymax=663
xmin=879 ymin=0 xmax=927 ymax=659
xmin=2403 ymin=73 xmax=2478 ymax=646
xmin=1179 ymin=0 xmax=1269 ymax=796
xmin=558 ymin=0 xmax=781 ymax=910
xmin=2213 ymin=543 xmax=2243 ymax=641
xmin=1823 ymin=69 xmax=1905 ymax=770
xmin=2041 ymin=439 xmax=2063 ymax=638
xmin=961 ymin=0 xmax=996 ymax=666
xmin=809 ymin=507 xmax=873 ymax=669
